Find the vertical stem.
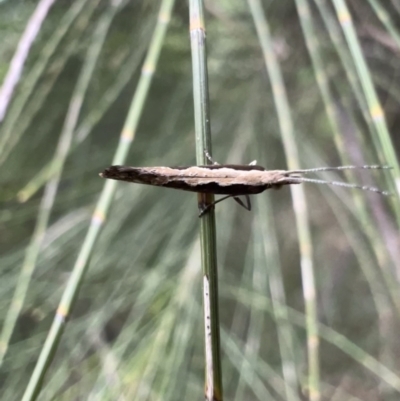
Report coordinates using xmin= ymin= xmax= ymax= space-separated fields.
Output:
xmin=189 ymin=1 xmax=223 ymax=400
xmin=248 ymin=0 xmax=319 ymax=399
xmin=20 ymin=1 xmax=175 ymax=400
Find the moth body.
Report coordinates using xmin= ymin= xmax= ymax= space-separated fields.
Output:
xmin=100 ymin=162 xmax=391 ymax=216
xmin=100 ymin=165 xmax=300 ymax=195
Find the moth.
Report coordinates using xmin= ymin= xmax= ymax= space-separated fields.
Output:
xmin=100 ymin=152 xmax=391 ymax=216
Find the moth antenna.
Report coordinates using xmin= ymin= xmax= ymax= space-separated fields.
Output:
xmin=288 ymin=177 xmax=392 ymax=196
xmin=288 ymin=165 xmax=392 ymax=174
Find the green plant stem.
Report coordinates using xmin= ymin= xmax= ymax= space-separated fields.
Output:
xmin=189 ymin=1 xmax=223 ymax=400
xmin=20 ymin=1 xmax=175 ymax=400
xmin=17 ymin=33 xmax=148 ymax=202
xmin=248 ymin=0 xmax=319 ymax=400
xmin=331 ymin=0 xmax=400 ymax=200
xmin=231 ymin=286 xmax=400 ymax=393
xmin=0 ymin=0 xmax=98 ymax=166
xmin=0 ymin=0 xmax=108 ymax=369
xmin=0 ymin=0 xmax=56 ymax=123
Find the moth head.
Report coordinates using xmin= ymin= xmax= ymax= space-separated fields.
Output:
xmin=99 ymin=166 xmax=142 ymax=182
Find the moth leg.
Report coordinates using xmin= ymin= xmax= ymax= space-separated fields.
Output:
xmin=233 ymin=195 xmax=252 ymax=211
xmin=198 ymin=195 xmax=233 ymax=217
xmin=198 ymin=195 xmax=252 ymax=217
xmin=205 ymin=151 xmax=257 ymax=167
xmin=204 ymin=150 xmax=219 ymax=165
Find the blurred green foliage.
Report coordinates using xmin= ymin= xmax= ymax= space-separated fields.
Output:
xmin=0 ymin=0 xmax=399 ymax=400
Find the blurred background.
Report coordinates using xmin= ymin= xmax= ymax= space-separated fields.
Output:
xmin=0 ymin=0 xmax=400 ymax=400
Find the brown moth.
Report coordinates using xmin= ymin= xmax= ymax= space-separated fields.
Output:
xmin=100 ymin=153 xmax=391 ymax=216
